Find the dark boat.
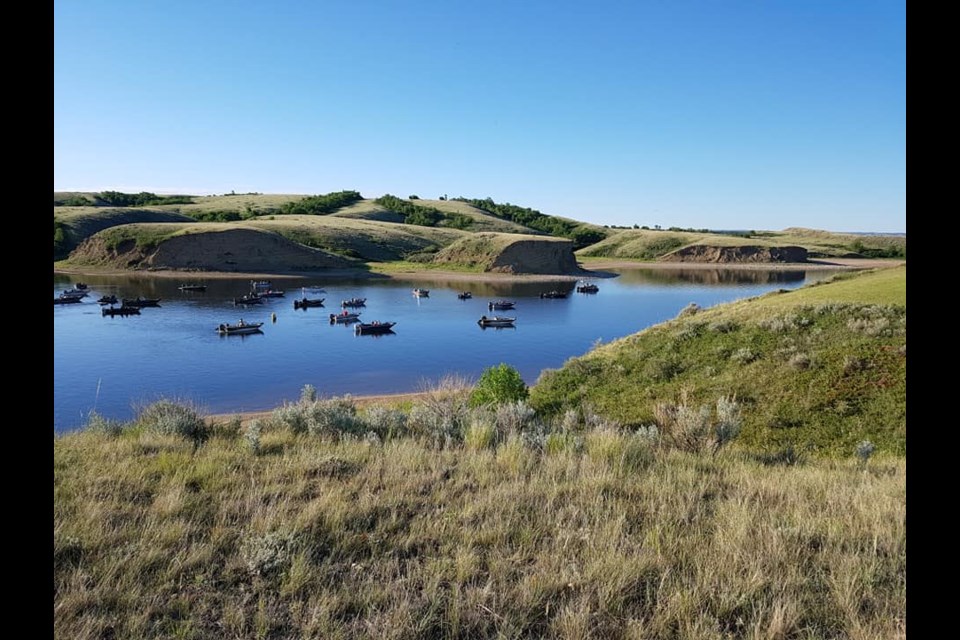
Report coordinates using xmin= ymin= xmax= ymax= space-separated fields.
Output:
xmin=478 ymin=315 xmax=516 ymax=328
xmin=413 ymin=288 xmax=430 ymax=297
xmin=330 ymin=311 xmax=361 ymax=324
xmin=122 ymin=297 xmax=161 ymax=308
xmin=488 ymin=300 xmax=516 ymax=310
xmin=576 ymin=282 xmax=599 ymax=293
xmin=178 ymin=284 xmax=207 ymax=292
xmin=294 ymin=297 xmax=325 ymax=309
xmin=234 ymin=294 xmax=264 ymax=305
xmin=355 ymin=321 xmax=396 ymax=335
xmin=258 ymin=289 xmax=285 ymax=298
xmin=102 ymin=306 xmax=140 ymax=317
xmin=75 ymin=283 xmax=88 ymax=290
xmin=97 ymin=295 xmax=119 ymax=305
xmin=54 ymin=296 xmax=83 ymax=305
xmin=341 ymin=298 xmax=367 ymax=308
xmin=60 ymin=289 xmax=88 ymax=300
xmin=539 ymin=291 xmax=568 ymax=299
xmin=458 ymin=291 xmax=472 ymax=299
xmin=216 ymin=321 xmax=264 ymax=335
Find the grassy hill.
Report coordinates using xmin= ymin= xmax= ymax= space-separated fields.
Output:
xmin=579 ymin=228 xmax=906 ymax=261
xmin=530 ymin=267 xmax=906 ymax=457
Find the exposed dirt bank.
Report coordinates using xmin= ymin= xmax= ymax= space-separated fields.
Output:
xmin=661 ymin=244 xmax=809 ymax=263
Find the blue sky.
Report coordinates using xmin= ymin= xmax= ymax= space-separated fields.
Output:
xmin=54 ymin=0 xmax=905 ymax=232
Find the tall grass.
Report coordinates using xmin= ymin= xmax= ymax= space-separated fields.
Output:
xmin=55 ymin=393 xmax=905 ymax=639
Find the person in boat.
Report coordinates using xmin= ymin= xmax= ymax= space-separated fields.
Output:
xmin=239 ymin=318 xmax=245 ymax=326
xmin=481 ymin=315 xmax=487 ymax=321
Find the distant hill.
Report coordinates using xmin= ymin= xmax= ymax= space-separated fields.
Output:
xmin=54 ymin=191 xmax=905 ymax=271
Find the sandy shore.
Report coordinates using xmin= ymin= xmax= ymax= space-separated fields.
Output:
xmin=206 ymin=391 xmax=431 ymax=426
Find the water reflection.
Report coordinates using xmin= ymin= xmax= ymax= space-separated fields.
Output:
xmin=611 ymin=268 xmax=807 ymax=286
xmin=54 ymin=266 xmax=844 ymax=432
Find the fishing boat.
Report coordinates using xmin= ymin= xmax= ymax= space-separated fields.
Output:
xmin=355 ymin=321 xmax=396 ymax=335
xmin=330 ymin=310 xmax=361 ymax=324
xmin=488 ymin=300 xmax=516 ymax=311
xmin=478 ymin=315 xmax=516 ymax=328
xmin=122 ymin=297 xmax=161 ymax=308
xmin=341 ymin=298 xmax=366 ymax=308
xmin=413 ymin=288 xmax=430 ymax=297
xmin=54 ymin=296 xmax=83 ymax=305
xmin=576 ymin=282 xmax=599 ymax=293
xmin=216 ymin=320 xmax=264 ymax=335
xmin=293 ymin=297 xmax=325 ymax=309
xmin=178 ymin=284 xmax=207 ymax=292
xmin=539 ymin=291 xmax=568 ymax=299
xmin=102 ymin=306 xmax=140 ymax=317
xmin=97 ymin=295 xmax=119 ymax=305
xmin=457 ymin=291 xmax=472 ymax=299
xmin=59 ymin=289 xmax=88 ymax=300
xmin=257 ymin=289 xmax=285 ymax=298
xmin=234 ymin=294 xmax=264 ymax=305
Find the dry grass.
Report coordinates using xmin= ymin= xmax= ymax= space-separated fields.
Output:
xmin=55 ymin=418 xmax=905 ymax=639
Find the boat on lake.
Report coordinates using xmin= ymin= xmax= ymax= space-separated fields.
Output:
xmin=355 ymin=321 xmax=396 ymax=335
xmin=478 ymin=315 xmax=516 ymax=328
xmin=293 ymin=297 xmax=325 ymax=309
xmin=178 ymin=284 xmax=207 ymax=292
xmin=413 ymin=288 xmax=430 ymax=297
xmin=488 ymin=300 xmax=516 ymax=310
xmin=341 ymin=298 xmax=366 ymax=308
xmin=330 ymin=310 xmax=361 ymax=324
xmin=122 ymin=297 xmax=161 ymax=308
xmin=102 ymin=306 xmax=140 ymax=317
xmin=54 ymin=296 xmax=83 ymax=305
xmin=576 ymin=282 xmax=599 ymax=293
xmin=457 ymin=291 xmax=472 ymax=299
xmin=539 ymin=290 xmax=568 ymax=299
xmin=234 ymin=294 xmax=264 ymax=305
xmin=97 ymin=295 xmax=119 ymax=305
xmin=258 ymin=289 xmax=285 ymax=298
xmin=216 ymin=320 xmax=263 ymax=335
xmin=60 ymin=289 xmax=88 ymax=300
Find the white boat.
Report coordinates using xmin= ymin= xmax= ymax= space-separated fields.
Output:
xmin=478 ymin=315 xmax=516 ymax=328
xmin=330 ymin=311 xmax=361 ymax=324
xmin=216 ymin=321 xmax=264 ymax=335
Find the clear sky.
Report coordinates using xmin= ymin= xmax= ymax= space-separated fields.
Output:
xmin=54 ymin=0 xmax=905 ymax=233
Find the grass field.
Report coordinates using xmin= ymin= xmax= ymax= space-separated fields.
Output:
xmin=530 ymin=267 xmax=906 ymax=457
xmin=55 ymin=412 xmax=904 ymax=639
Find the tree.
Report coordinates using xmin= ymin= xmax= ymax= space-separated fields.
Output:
xmin=469 ymin=363 xmax=529 ymax=407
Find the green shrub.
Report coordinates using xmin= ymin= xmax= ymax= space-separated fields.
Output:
xmin=136 ymin=399 xmax=209 ymax=444
xmin=469 ymin=363 xmax=529 ymax=407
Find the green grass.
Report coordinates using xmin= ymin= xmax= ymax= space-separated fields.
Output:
xmin=578 ymin=228 xmax=906 ymax=261
xmin=530 ymin=267 xmax=906 ymax=457
xmin=55 ymin=419 xmax=904 ymax=639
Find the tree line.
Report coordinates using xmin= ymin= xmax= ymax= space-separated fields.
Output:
xmin=278 ymin=191 xmax=363 ymax=215
xmin=375 ymin=195 xmax=474 ymax=229
xmin=453 ymin=197 xmax=604 ymax=249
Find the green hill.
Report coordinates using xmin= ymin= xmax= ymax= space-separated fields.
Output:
xmin=529 ymin=267 xmax=907 ymax=456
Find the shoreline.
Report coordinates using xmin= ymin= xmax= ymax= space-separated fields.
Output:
xmin=53 ymin=257 xmax=903 ymax=283
xmin=206 ymin=391 xmax=431 ymax=426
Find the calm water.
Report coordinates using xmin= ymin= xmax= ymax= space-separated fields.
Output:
xmin=53 ymin=268 xmax=841 ymax=432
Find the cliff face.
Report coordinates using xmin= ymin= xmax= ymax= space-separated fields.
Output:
xmin=70 ymin=228 xmax=353 ymax=271
xmin=487 ymin=239 xmax=581 ymax=274
xmin=661 ymin=245 xmax=808 ymax=263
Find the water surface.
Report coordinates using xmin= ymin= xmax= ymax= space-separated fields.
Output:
xmin=53 ymin=268 xmax=839 ymax=432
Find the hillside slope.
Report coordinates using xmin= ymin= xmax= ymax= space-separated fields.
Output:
xmin=530 ymin=267 xmax=907 ymax=456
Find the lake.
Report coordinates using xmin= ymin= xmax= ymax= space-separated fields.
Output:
xmin=53 ymin=267 xmax=842 ymax=432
